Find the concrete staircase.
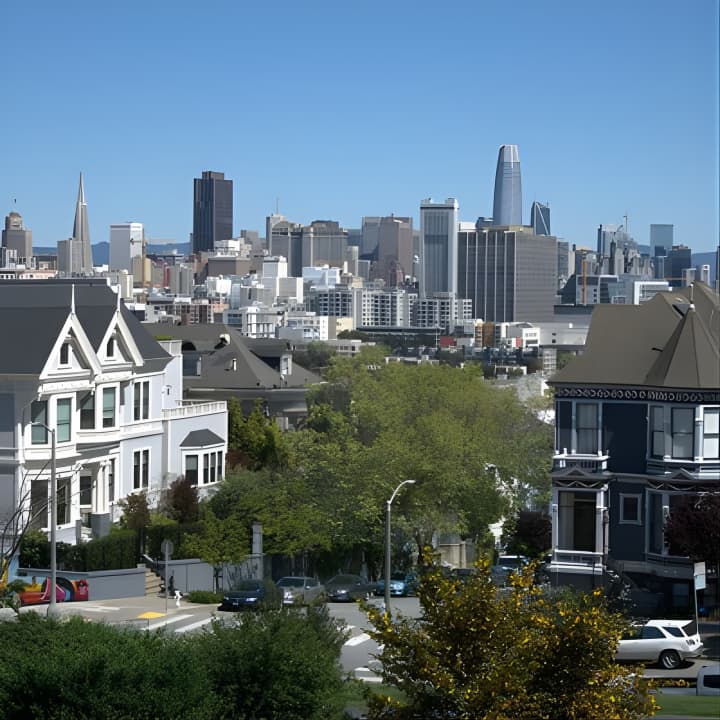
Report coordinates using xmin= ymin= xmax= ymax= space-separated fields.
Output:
xmin=144 ymin=566 xmax=163 ymax=596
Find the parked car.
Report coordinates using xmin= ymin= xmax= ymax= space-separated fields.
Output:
xmin=276 ymin=576 xmax=325 ymax=605
xmin=616 ymin=619 xmax=703 ymax=670
xmin=696 ymin=663 xmax=720 ymax=696
xmin=18 ymin=577 xmax=89 ymax=606
xmin=374 ymin=572 xmax=408 ymax=597
xmin=324 ymin=574 xmax=375 ymax=602
xmin=217 ymin=580 xmax=280 ymax=611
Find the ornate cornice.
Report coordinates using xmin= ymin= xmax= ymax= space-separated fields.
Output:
xmin=554 ymin=385 xmax=720 ymax=404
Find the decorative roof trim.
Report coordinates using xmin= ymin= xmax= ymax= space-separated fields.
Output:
xmin=553 ymin=385 xmax=720 ymax=404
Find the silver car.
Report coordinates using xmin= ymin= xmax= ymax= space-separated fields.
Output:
xmin=616 ymin=619 xmax=703 ymax=670
xmin=276 ymin=576 xmax=325 ymax=605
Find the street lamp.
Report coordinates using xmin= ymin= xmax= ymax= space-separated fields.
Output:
xmin=31 ymin=420 xmax=57 ymax=618
xmin=385 ymin=479 xmax=416 ymax=617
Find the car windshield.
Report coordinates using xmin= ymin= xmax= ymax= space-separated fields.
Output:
xmin=329 ymin=575 xmax=359 ymax=584
xmin=235 ymin=581 xmax=263 ymax=591
xmin=277 ymin=578 xmax=304 ymax=587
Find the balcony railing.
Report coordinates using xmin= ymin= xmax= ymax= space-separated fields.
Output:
xmin=162 ymin=401 xmax=227 ymax=421
xmin=552 ymin=450 xmax=609 ymax=473
xmin=552 ymin=549 xmax=604 ymax=570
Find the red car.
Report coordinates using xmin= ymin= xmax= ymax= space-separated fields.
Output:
xmin=18 ymin=577 xmax=89 ymax=606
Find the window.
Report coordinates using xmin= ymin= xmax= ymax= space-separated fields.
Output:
xmin=134 ymin=381 xmax=150 ymax=421
xmin=108 ymin=459 xmax=115 ymax=503
xmin=56 ymin=398 xmax=72 ymax=443
xmin=31 ymin=400 xmax=48 ymax=444
xmin=671 ymin=408 xmax=694 ymax=459
xmin=620 ymin=494 xmax=641 ymax=524
xmin=102 ymin=388 xmax=116 ymax=428
xmin=59 ymin=342 xmax=70 ymax=365
xmin=79 ymin=475 xmax=92 ymax=506
xmin=80 ymin=393 xmax=95 ymax=429
xmin=650 ymin=406 xmax=664 ymax=458
xmin=57 ymin=478 xmax=70 ymax=525
xmin=185 ymin=455 xmax=198 ymax=485
xmin=203 ymin=454 xmax=209 ymax=484
xmin=30 ymin=480 xmax=47 ymax=530
xmin=641 ymin=626 xmax=664 ymax=640
xmin=106 ymin=337 xmax=115 ymax=358
xmin=133 ymin=449 xmax=149 ymax=489
xmin=703 ymin=408 xmax=719 ymax=459
xmin=576 ymin=403 xmax=599 ymax=454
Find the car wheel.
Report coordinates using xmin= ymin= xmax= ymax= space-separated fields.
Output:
xmin=659 ymin=650 xmax=681 ymax=670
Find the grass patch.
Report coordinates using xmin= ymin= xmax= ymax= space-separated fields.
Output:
xmin=342 ymin=681 xmax=406 ymax=715
xmin=654 ymin=692 xmax=720 ymax=718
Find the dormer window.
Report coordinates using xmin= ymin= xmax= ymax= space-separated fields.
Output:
xmin=106 ymin=337 xmax=116 ymax=358
xmin=59 ymin=342 xmax=70 ymax=366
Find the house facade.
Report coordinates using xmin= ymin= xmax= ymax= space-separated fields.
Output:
xmin=0 ymin=280 xmax=227 ymax=546
xmin=547 ymin=282 xmax=719 ymax=614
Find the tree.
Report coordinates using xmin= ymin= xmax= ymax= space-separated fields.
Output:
xmin=364 ymin=554 xmax=655 ymax=720
xmin=502 ymin=511 xmax=552 ymax=559
xmin=160 ymin=475 xmax=199 ymax=523
xmin=118 ymin=491 xmax=151 ymax=559
xmin=227 ymin=397 xmax=288 ymax=470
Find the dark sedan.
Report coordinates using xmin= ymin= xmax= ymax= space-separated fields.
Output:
xmin=324 ymin=574 xmax=375 ymax=602
xmin=218 ymin=580 xmax=280 ymax=611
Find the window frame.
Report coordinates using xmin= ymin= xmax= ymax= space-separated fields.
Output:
xmin=31 ymin=400 xmax=48 ymax=445
xmin=59 ymin=342 xmax=70 ymax=366
xmin=649 ymin=405 xmax=665 ymax=458
xmin=703 ymin=408 xmax=719 ymax=460
xmin=185 ymin=454 xmax=199 ymax=485
xmin=56 ymin=397 xmax=72 ymax=443
xmin=133 ymin=380 xmax=150 ymax=421
xmin=133 ymin=448 xmax=150 ymax=490
xmin=671 ymin=407 xmax=694 ymax=459
xmin=619 ymin=493 xmax=642 ymax=525
xmin=80 ymin=392 xmax=95 ymax=430
xmin=102 ymin=387 xmax=116 ymax=429
xmin=576 ymin=402 xmax=599 ymax=454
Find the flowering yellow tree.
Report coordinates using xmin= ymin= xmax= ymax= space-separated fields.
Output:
xmin=365 ymin=554 xmax=655 ymax=720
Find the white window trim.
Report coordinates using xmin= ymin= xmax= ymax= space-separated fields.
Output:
xmin=702 ymin=407 xmax=719 ymax=460
xmin=132 ymin=447 xmax=150 ymax=490
xmin=55 ymin=394 xmax=74 ymax=444
xmin=182 ymin=447 xmax=224 ymax=487
xmin=619 ymin=493 xmax=642 ymax=525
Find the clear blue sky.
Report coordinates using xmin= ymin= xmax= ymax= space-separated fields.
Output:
xmin=2 ymin=0 xmax=718 ymax=253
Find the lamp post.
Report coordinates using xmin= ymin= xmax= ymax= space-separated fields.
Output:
xmin=385 ymin=479 xmax=416 ymax=618
xmin=31 ymin=420 xmax=57 ymax=618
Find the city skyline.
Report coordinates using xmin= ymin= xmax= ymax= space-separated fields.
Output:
xmin=1 ymin=1 xmax=718 ymax=253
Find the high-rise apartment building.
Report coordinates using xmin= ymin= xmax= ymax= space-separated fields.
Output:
xmin=492 ymin=145 xmax=522 ymax=226
xmin=458 ymin=223 xmax=558 ymax=322
xmin=650 ymin=224 xmax=673 ymax=257
xmin=530 ymin=201 xmax=551 ymax=235
xmin=2 ymin=211 xmax=32 ymax=263
xmin=192 ymin=171 xmax=233 ymax=254
xmin=110 ymin=222 xmax=144 ymax=274
xmin=419 ymin=198 xmax=459 ymax=298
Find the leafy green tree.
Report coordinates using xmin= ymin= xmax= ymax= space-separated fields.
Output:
xmin=160 ymin=475 xmax=199 ymax=523
xmin=227 ymin=397 xmax=288 ymax=470
xmin=365 ymin=555 xmax=655 ymax=720
xmin=502 ymin=511 xmax=552 ymax=558
xmin=118 ymin=490 xmax=151 ymax=558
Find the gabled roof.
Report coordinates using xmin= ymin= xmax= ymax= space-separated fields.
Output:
xmin=550 ymin=283 xmax=720 ymax=390
xmin=0 ymin=280 xmax=170 ymax=375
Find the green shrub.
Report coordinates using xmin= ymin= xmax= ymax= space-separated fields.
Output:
xmin=185 ymin=590 xmax=222 ymax=604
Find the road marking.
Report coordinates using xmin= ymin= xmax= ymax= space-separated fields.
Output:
xmin=175 ymin=617 xmax=214 ymax=634
xmin=144 ymin=614 xmax=193 ymax=631
xmin=138 ymin=611 xmax=165 ymax=619
xmin=345 ymin=632 xmax=371 ymax=647
xmin=69 ymin=605 xmax=120 ymax=613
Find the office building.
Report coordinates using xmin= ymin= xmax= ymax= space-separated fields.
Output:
xmin=420 ymin=198 xmax=459 ymax=298
xmin=2 ymin=211 xmax=32 ymax=264
xmin=192 ymin=171 xmax=233 ymax=254
xmin=458 ymin=224 xmax=557 ymax=323
xmin=650 ymin=224 xmax=673 ymax=257
xmin=301 ymin=220 xmax=348 ymax=269
xmin=666 ymin=245 xmax=692 ymax=288
xmin=530 ymin=201 xmax=551 ymax=236
xmin=110 ymin=222 xmax=144 ymax=274
xmin=375 ymin=216 xmax=413 ymax=287
xmin=61 ymin=173 xmax=94 ymax=275
xmin=361 ymin=216 xmax=382 ymax=257
xmin=492 ymin=145 xmax=522 ymax=226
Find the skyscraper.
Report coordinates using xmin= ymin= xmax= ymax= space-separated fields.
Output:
xmin=530 ymin=201 xmax=551 ymax=235
xmin=492 ymin=145 xmax=522 ymax=226
xmin=110 ymin=222 xmax=144 ymax=274
xmin=2 ymin=210 xmax=32 ymax=263
xmin=650 ymin=224 xmax=673 ymax=257
xmin=192 ymin=171 xmax=233 ymax=254
xmin=419 ymin=198 xmax=459 ymax=298
xmin=73 ymin=173 xmax=93 ymax=273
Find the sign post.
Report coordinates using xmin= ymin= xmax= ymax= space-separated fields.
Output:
xmin=161 ymin=539 xmax=174 ymax=615
xmin=693 ymin=561 xmax=706 ymax=631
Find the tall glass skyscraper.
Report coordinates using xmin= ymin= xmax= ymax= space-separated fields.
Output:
xmin=192 ymin=171 xmax=233 ymax=254
xmin=492 ymin=145 xmax=522 ymax=226
xmin=530 ymin=201 xmax=551 ymax=235
xmin=419 ymin=198 xmax=459 ymax=298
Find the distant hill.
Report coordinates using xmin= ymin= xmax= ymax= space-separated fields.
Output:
xmin=32 ymin=242 xmax=191 ymax=266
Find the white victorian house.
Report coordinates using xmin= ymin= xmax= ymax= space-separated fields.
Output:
xmin=0 ymin=279 xmax=227 ymax=546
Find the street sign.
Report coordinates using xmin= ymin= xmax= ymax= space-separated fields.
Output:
xmin=161 ymin=539 xmax=174 ymax=558
xmin=694 ymin=561 xmax=706 ymax=591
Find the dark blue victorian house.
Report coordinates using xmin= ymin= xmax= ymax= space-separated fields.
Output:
xmin=548 ymin=282 xmax=719 ymax=614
